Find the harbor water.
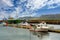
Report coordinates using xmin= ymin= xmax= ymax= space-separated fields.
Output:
xmin=0 ymin=24 xmax=60 ymax=40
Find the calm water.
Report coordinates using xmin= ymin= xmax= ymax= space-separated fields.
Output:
xmin=0 ymin=24 xmax=60 ymax=40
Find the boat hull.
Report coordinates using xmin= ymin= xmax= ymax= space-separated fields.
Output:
xmin=29 ymin=28 xmax=48 ymax=32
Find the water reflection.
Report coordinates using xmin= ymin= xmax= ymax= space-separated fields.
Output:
xmin=0 ymin=26 xmax=60 ymax=40
xmin=31 ymin=31 xmax=49 ymax=40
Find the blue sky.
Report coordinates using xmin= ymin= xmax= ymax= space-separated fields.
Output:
xmin=0 ymin=0 xmax=60 ymax=19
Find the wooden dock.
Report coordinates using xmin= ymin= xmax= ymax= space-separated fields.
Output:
xmin=29 ymin=28 xmax=60 ymax=33
xmin=48 ymin=29 xmax=60 ymax=33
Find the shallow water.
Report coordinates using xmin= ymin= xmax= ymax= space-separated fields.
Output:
xmin=0 ymin=24 xmax=60 ymax=40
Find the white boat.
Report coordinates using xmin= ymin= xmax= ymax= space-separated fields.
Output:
xmin=18 ymin=22 xmax=32 ymax=29
xmin=2 ymin=22 xmax=7 ymax=26
xmin=0 ymin=22 xmax=7 ymax=26
xmin=30 ymin=22 xmax=54 ymax=32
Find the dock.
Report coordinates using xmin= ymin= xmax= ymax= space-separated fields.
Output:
xmin=29 ymin=28 xmax=60 ymax=33
xmin=48 ymin=29 xmax=60 ymax=33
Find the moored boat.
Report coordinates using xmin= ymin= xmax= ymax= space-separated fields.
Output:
xmin=18 ymin=22 xmax=32 ymax=29
xmin=30 ymin=21 xmax=54 ymax=32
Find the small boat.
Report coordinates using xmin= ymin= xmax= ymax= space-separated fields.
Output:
xmin=19 ymin=22 xmax=32 ymax=29
xmin=30 ymin=22 xmax=54 ymax=32
xmin=0 ymin=22 xmax=7 ymax=26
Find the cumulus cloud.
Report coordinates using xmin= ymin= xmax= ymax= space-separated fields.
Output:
xmin=0 ymin=11 xmax=9 ymax=20
xmin=20 ymin=0 xmax=27 ymax=2
xmin=26 ymin=0 xmax=47 ymax=10
xmin=0 ymin=14 xmax=4 ymax=20
xmin=19 ymin=13 xmax=36 ymax=17
xmin=10 ymin=7 xmax=20 ymax=18
xmin=19 ymin=11 xmax=37 ymax=17
xmin=26 ymin=0 xmax=60 ymax=10
xmin=0 ymin=0 xmax=60 ymax=20
xmin=0 ymin=0 xmax=8 ymax=11
xmin=47 ymin=0 xmax=60 ymax=9
xmin=2 ymin=0 xmax=13 ymax=6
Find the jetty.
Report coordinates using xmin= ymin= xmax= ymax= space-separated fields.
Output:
xmin=48 ymin=29 xmax=60 ymax=33
xmin=30 ymin=29 xmax=60 ymax=33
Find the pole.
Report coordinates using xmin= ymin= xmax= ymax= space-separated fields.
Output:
xmin=16 ymin=10 xmax=18 ymax=27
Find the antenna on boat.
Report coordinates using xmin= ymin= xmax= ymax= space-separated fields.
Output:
xmin=16 ymin=9 xmax=19 ymax=27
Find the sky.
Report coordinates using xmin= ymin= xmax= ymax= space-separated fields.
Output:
xmin=0 ymin=0 xmax=60 ymax=20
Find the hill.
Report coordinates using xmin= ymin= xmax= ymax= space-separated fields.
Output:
xmin=40 ymin=14 xmax=60 ymax=20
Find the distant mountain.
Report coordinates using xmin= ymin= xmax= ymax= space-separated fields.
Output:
xmin=19 ymin=14 xmax=60 ymax=20
xmin=40 ymin=14 xmax=60 ymax=20
xmin=18 ymin=17 xmax=40 ymax=20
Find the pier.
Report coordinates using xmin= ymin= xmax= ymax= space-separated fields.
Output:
xmin=48 ymin=29 xmax=60 ymax=33
xmin=30 ymin=29 xmax=60 ymax=33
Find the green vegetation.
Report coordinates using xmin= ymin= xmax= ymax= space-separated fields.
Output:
xmin=7 ymin=20 xmax=23 ymax=24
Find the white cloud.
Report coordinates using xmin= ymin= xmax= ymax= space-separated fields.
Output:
xmin=19 ymin=13 xmax=36 ymax=17
xmin=0 ymin=0 xmax=60 ymax=19
xmin=2 ymin=0 xmax=13 ymax=6
xmin=20 ymin=0 xmax=27 ymax=2
xmin=54 ymin=0 xmax=60 ymax=4
xmin=47 ymin=0 xmax=60 ymax=9
xmin=10 ymin=6 xmax=23 ymax=18
xmin=0 ymin=0 xmax=9 ymax=10
xmin=0 ymin=14 xmax=4 ymax=19
xmin=20 ymin=0 xmax=60 ymax=17
xmin=22 ymin=13 xmax=36 ymax=17
xmin=26 ymin=0 xmax=60 ymax=10
xmin=26 ymin=0 xmax=47 ymax=10
xmin=0 ymin=11 xmax=9 ymax=20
